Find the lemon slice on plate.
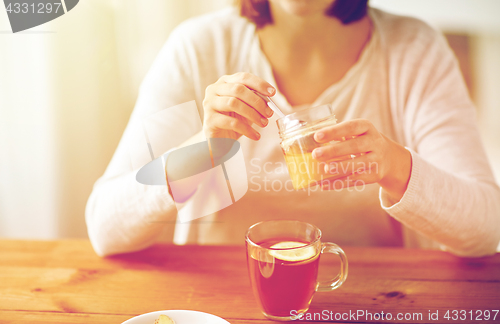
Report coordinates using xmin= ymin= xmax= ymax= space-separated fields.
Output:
xmin=154 ymin=315 xmax=175 ymax=324
xmin=269 ymin=241 xmax=317 ymax=262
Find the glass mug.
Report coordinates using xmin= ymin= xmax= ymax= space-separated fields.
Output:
xmin=277 ymin=104 xmax=340 ymax=190
xmin=245 ymin=220 xmax=348 ymax=321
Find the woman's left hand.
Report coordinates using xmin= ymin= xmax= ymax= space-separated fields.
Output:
xmin=312 ymin=119 xmax=412 ymax=204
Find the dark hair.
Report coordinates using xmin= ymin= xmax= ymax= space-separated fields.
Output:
xmin=239 ymin=0 xmax=369 ymax=28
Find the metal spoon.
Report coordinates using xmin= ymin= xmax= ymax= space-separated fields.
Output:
xmin=253 ymin=90 xmax=286 ymax=118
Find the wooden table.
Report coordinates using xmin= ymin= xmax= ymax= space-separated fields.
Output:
xmin=0 ymin=240 xmax=499 ymax=324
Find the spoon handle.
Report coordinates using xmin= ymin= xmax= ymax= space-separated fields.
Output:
xmin=252 ymin=90 xmax=286 ymax=118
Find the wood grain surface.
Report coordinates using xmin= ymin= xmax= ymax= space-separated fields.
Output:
xmin=0 ymin=239 xmax=499 ymax=324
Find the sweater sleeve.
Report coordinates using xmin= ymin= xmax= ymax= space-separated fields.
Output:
xmin=380 ymin=23 xmax=500 ymax=257
xmin=85 ymin=22 xmax=204 ymax=257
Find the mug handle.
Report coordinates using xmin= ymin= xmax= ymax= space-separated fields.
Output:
xmin=316 ymin=242 xmax=348 ymax=292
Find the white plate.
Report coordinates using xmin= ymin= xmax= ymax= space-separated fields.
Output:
xmin=122 ymin=310 xmax=231 ymax=324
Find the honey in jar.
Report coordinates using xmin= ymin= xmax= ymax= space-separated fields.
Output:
xmin=277 ymin=105 xmax=339 ymax=190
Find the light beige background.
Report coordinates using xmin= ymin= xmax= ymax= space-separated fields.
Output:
xmin=0 ymin=0 xmax=499 ymax=239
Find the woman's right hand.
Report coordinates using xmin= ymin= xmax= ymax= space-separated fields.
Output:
xmin=203 ymin=72 xmax=276 ymax=141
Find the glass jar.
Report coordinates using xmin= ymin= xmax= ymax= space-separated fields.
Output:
xmin=277 ymin=104 xmax=338 ymax=190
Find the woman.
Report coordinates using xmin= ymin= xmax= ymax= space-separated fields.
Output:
xmin=86 ymin=0 xmax=500 ymax=257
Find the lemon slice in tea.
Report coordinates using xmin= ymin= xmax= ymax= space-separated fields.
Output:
xmin=269 ymin=241 xmax=317 ymax=262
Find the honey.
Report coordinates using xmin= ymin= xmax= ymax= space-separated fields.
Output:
xmin=277 ymin=105 xmax=338 ymax=190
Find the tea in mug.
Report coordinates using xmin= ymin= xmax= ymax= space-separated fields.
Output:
xmin=246 ymin=221 xmax=348 ymax=321
xmin=247 ymin=239 xmax=320 ymax=318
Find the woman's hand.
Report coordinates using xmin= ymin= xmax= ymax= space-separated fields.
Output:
xmin=312 ymin=119 xmax=412 ymax=204
xmin=203 ymin=72 xmax=276 ymax=141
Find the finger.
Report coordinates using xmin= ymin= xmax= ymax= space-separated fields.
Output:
xmin=214 ymin=83 xmax=273 ymax=118
xmin=314 ymin=119 xmax=372 ymax=143
xmin=312 ymin=136 xmax=370 ymax=161
xmin=323 ymin=152 xmax=378 ymax=178
xmin=220 ymin=72 xmax=276 ymax=97
xmin=209 ymin=113 xmax=261 ymax=141
xmin=213 ymin=96 xmax=268 ymax=128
